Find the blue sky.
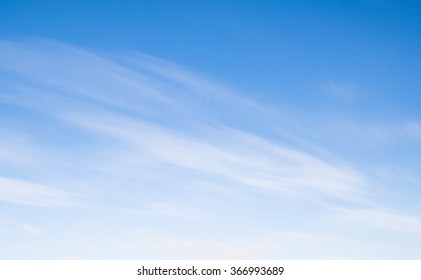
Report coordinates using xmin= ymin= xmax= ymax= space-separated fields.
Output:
xmin=0 ymin=0 xmax=421 ymax=259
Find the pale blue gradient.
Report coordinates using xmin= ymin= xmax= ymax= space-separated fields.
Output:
xmin=0 ymin=1 xmax=420 ymax=259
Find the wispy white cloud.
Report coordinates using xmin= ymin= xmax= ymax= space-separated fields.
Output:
xmin=62 ymin=110 xmax=369 ymax=202
xmin=322 ymin=81 xmax=355 ymax=104
xmin=373 ymin=166 xmax=418 ymax=184
xmin=0 ymin=177 xmax=74 ymax=207
xmin=335 ymin=208 xmax=421 ymax=233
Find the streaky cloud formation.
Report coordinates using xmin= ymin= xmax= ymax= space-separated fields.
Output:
xmin=0 ymin=177 xmax=73 ymax=207
xmin=0 ymin=39 xmax=421 ymax=259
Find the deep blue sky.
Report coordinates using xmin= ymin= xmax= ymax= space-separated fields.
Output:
xmin=1 ymin=0 xmax=421 ymax=259
xmin=1 ymin=0 xmax=420 ymax=113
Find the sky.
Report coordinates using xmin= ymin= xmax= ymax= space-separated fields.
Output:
xmin=0 ymin=0 xmax=421 ymax=259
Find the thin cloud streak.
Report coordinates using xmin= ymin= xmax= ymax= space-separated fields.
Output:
xmin=0 ymin=177 xmax=74 ymax=207
xmin=337 ymin=208 xmax=421 ymax=233
xmin=62 ymin=110 xmax=368 ymax=202
xmin=322 ymin=81 xmax=355 ymax=104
